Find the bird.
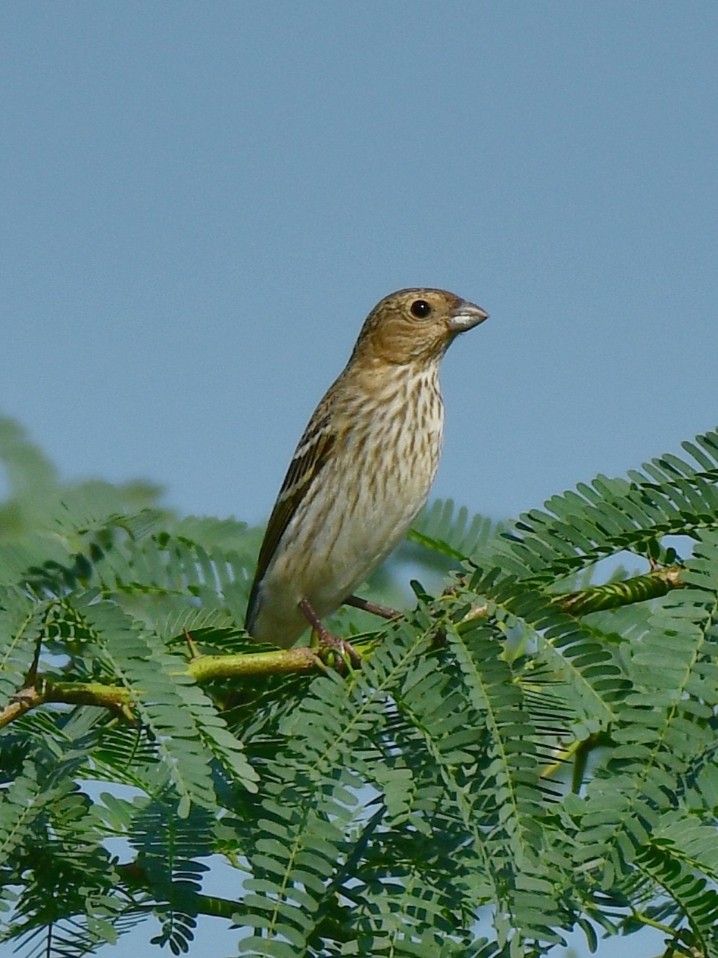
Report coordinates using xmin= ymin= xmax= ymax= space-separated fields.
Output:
xmin=245 ymin=287 xmax=489 ymax=653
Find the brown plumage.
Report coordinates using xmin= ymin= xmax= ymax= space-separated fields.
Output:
xmin=246 ymin=288 xmax=488 ymax=648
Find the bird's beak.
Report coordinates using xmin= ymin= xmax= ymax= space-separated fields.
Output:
xmin=448 ymin=300 xmax=489 ymax=333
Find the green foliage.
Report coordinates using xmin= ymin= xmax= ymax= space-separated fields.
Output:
xmin=1 ymin=414 xmax=718 ymax=957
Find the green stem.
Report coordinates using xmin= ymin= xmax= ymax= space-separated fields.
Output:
xmin=117 ymin=861 xmax=239 ymax=918
xmin=46 ymin=680 xmax=135 ymax=708
xmin=628 ymin=907 xmax=680 ymax=938
xmin=0 ymin=565 xmax=684 ymax=729
xmin=0 ymin=646 xmax=323 ymax=727
xmin=186 ymin=646 xmax=317 ymax=681
xmin=557 ymin=566 xmax=684 ymax=616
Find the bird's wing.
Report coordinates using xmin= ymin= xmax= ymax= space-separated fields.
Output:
xmin=246 ymin=411 xmax=336 ymax=629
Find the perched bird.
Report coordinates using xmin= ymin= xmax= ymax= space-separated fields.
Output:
xmin=245 ymin=288 xmax=488 ymax=651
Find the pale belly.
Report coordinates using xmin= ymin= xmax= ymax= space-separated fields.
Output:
xmin=250 ymin=413 xmax=442 ymax=647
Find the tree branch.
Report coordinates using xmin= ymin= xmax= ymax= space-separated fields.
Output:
xmin=0 ymin=566 xmax=685 ymax=729
xmin=0 ymin=686 xmax=45 ymax=727
xmin=556 ymin=565 xmax=684 ymax=616
xmin=117 ymin=861 xmax=240 ymax=919
xmin=0 ymin=646 xmax=322 ymax=728
xmin=186 ymin=646 xmax=318 ymax=681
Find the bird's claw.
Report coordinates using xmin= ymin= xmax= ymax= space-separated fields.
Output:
xmin=313 ymin=631 xmax=362 ymax=672
xmin=299 ymin=597 xmax=362 ymax=671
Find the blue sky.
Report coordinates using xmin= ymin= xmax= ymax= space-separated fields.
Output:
xmin=2 ymin=4 xmax=716 ymax=956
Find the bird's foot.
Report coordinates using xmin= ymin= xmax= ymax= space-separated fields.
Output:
xmin=343 ymin=594 xmax=401 ymax=621
xmin=314 ymin=631 xmax=363 ymax=671
xmin=298 ymin=598 xmax=362 ymax=670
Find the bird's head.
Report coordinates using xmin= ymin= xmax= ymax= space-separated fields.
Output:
xmin=351 ymin=288 xmax=489 ymax=367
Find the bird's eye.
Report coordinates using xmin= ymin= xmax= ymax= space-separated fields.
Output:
xmin=410 ymin=299 xmax=432 ymax=319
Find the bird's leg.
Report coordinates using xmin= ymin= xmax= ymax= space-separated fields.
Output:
xmin=343 ymin=594 xmax=401 ymax=621
xmin=298 ymin=598 xmax=361 ymax=668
